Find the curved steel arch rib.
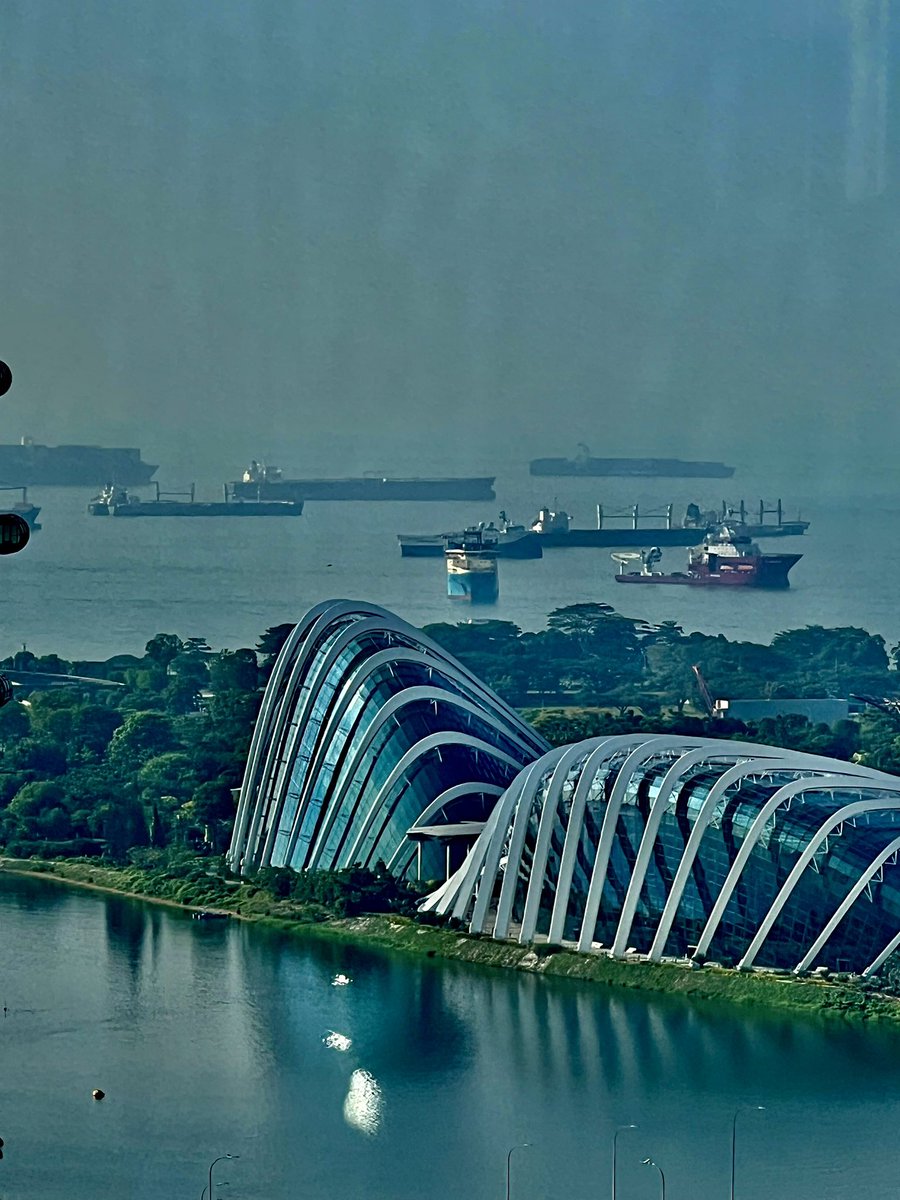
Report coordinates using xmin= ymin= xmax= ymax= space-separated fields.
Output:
xmin=645 ymin=756 xmax=788 ymax=961
xmin=309 ymin=691 xmax=530 ymax=871
xmin=865 ymin=927 xmax=900 ymax=977
xmin=545 ymin=735 xmax=651 ymax=944
xmin=609 ymin=742 xmax=780 ymax=959
xmin=341 ymin=730 xmax=525 ymax=871
xmin=285 ymin=646 xmax=530 ymax=869
xmin=575 ymin=737 xmax=707 ymax=952
xmin=466 ymin=759 xmax=553 ymax=929
xmin=737 ymin=795 xmax=900 ymax=971
xmin=794 ymin=833 xmax=900 ymax=974
xmin=518 ymin=740 xmax=615 ymax=945
xmin=228 ymin=600 xmax=546 ymax=874
xmin=691 ymin=774 xmax=858 ymax=961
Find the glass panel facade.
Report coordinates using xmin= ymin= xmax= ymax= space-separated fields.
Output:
xmin=428 ymin=734 xmax=900 ymax=977
xmin=228 ymin=602 xmax=548 ymax=883
xmin=232 ymin=608 xmax=900 ymax=979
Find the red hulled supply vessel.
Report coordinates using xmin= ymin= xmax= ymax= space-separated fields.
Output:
xmin=613 ymin=529 xmax=801 ymax=589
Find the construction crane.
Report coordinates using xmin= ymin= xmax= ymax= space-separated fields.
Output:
xmin=691 ymin=664 xmax=716 ymax=718
xmin=851 ymin=694 xmax=900 ymax=728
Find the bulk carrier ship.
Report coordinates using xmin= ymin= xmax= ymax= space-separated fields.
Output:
xmin=231 ymin=462 xmax=495 ymax=502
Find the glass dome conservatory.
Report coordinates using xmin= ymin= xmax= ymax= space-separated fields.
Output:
xmin=227 ymin=601 xmax=548 ymax=882
xmin=229 ymin=602 xmax=900 ymax=978
xmin=424 ymin=735 xmax=900 ymax=976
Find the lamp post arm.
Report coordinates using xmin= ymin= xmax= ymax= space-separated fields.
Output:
xmin=612 ymin=1124 xmax=637 ymax=1200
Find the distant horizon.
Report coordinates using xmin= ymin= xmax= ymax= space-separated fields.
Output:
xmin=1 ymin=0 xmax=897 ymax=486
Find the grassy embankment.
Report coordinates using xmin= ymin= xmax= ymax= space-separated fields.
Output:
xmin=4 ymin=856 xmax=900 ymax=1025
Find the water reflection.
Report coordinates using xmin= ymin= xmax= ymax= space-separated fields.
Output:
xmin=7 ymin=873 xmax=900 ymax=1200
xmin=104 ymin=894 xmax=147 ymax=980
xmin=343 ymin=1068 xmax=383 ymax=1137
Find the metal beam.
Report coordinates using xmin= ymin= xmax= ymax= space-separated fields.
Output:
xmin=738 ymin=796 xmax=900 ymax=971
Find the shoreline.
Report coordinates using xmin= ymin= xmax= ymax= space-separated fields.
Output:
xmin=4 ymin=858 xmax=900 ymax=1025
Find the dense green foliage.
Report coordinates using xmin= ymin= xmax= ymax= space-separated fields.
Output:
xmin=423 ymin=606 xmax=897 ymax=710
xmin=0 ymin=633 xmax=263 ymax=858
xmin=424 ymin=605 xmax=900 ymax=771
xmin=3 ymin=608 xmax=900 ymax=865
xmin=16 ymin=854 xmax=423 ymax=923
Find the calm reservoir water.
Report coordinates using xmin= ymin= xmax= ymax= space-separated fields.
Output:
xmin=2 ymin=872 xmax=900 ymax=1200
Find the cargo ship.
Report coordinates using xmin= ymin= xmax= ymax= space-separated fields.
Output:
xmin=0 ymin=487 xmax=41 ymax=531
xmin=0 ymin=440 xmax=157 ymax=486
xmin=88 ymin=483 xmax=303 ymax=518
xmin=533 ymin=501 xmax=806 ymax=545
xmin=231 ymin=462 xmax=495 ymax=502
xmin=399 ymin=500 xmax=805 ymax=555
xmin=446 ymin=528 xmax=499 ymax=603
xmin=613 ymin=530 xmax=801 ymax=588
xmin=530 ymin=444 xmax=734 ymax=479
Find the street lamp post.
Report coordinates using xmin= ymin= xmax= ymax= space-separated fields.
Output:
xmin=612 ymin=1124 xmax=637 ymax=1200
xmin=506 ymin=1142 xmax=531 ymax=1200
xmin=203 ymin=1154 xmax=239 ymax=1200
xmin=641 ymin=1157 xmax=665 ymax=1200
xmin=731 ymin=1106 xmax=765 ymax=1200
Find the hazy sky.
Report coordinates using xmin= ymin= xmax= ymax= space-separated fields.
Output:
xmin=0 ymin=0 xmax=896 ymax=482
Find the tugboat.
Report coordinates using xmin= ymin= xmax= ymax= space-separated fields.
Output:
xmin=445 ymin=528 xmax=499 ymax=603
xmin=88 ymin=484 xmax=139 ymax=515
xmin=612 ymin=528 xmax=801 ymax=589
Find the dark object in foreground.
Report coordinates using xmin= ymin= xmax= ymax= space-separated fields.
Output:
xmin=0 ymin=360 xmax=11 ymax=396
xmin=0 ymin=513 xmax=30 ymax=555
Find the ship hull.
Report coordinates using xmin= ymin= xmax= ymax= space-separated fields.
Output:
xmin=538 ymin=527 xmax=708 ymax=548
xmin=447 ymin=569 xmax=499 ymax=602
xmin=446 ymin=549 xmax=499 ymax=602
xmin=616 ymin=552 xmax=801 ymax=588
xmin=530 ymin=457 xmax=735 ymax=478
xmin=740 ymin=522 xmax=809 ymax=538
xmin=401 ymin=520 xmax=804 ymax=554
xmin=233 ymin=476 xmax=496 ymax=502
xmin=399 ymin=531 xmax=542 ymax=558
xmin=403 ymin=525 xmax=805 ymax=553
xmin=0 ymin=444 xmax=157 ymax=486
xmin=95 ymin=500 xmax=303 ymax=517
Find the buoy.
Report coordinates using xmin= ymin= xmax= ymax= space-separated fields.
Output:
xmin=92 ymin=1089 xmax=105 ymax=1101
